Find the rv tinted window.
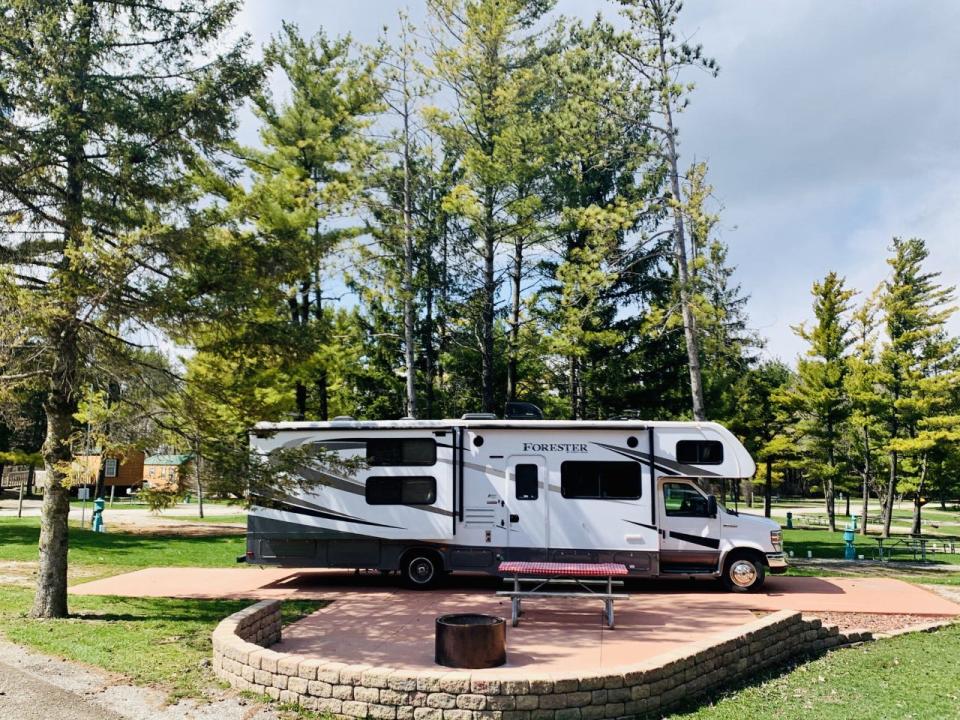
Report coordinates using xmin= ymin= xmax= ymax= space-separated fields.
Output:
xmin=366 ymin=438 xmax=436 ymax=466
xmin=560 ymin=461 xmax=641 ymax=499
xmin=515 ymin=464 xmax=539 ymax=500
xmin=365 ymin=476 xmax=437 ymax=505
xmin=663 ymin=482 xmax=710 ymax=517
xmin=676 ymin=440 xmax=724 ymax=465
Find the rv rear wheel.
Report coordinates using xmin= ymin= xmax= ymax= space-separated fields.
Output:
xmin=721 ymin=552 xmax=765 ymax=593
xmin=402 ymin=552 xmax=441 ymax=589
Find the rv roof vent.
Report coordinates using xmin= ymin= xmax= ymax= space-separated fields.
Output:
xmin=331 ymin=415 xmax=355 ymax=423
xmin=504 ymin=401 xmax=544 ymax=420
xmin=461 ymin=412 xmax=497 ymax=420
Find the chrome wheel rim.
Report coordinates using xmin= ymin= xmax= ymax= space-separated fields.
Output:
xmin=409 ymin=557 xmax=435 ymax=584
xmin=730 ymin=560 xmax=757 ymax=588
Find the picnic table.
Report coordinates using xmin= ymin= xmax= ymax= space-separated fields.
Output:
xmin=871 ymin=535 xmax=936 ymax=562
xmin=496 ymin=561 xmax=629 ymax=629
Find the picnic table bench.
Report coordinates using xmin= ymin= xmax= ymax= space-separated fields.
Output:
xmin=871 ymin=535 xmax=937 ymax=562
xmin=496 ymin=561 xmax=629 ymax=629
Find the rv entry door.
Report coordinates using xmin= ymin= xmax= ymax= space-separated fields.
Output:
xmin=505 ymin=455 xmax=548 ymax=561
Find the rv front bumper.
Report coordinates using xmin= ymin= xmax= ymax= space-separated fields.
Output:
xmin=766 ymin=552 xmax=788 ymax=574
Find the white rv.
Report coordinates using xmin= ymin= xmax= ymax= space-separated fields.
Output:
xmin=244 ymin=418 xmax=787 ymax=592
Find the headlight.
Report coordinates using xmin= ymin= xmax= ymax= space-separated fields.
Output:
xmin=770 ymin=530 xmax=782 ymax=551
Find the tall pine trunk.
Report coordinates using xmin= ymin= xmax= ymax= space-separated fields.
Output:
xmin=910 ymin=454 xmax=927 ymax=536
xmin=401 ymin=91 xmax=417 ymax=418
xmin=480 ymin=189 xmax=496 ymax=414
xmin=506 ymin=238 xmax=523 ymax=402
xmin=882 ymin=449 xmax=897 ymax=538
xmin=860 ymin=427 xmax=871 ymax=535
xmin=764 ymin=460 xmax=772 ymax=518
xmin=657 ymin=25 xmax=706 ymax=422
xmin=34 ymin=316 xmax=81 ymax=617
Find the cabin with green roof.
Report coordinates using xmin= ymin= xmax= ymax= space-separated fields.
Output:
xmin=143 ymin=453 xmax=194 ymax=492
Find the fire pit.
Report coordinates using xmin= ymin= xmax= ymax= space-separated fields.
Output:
xmin=435 ymin=613 xmax=506 ymax=668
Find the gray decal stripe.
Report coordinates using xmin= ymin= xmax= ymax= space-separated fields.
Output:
xmin=668 ymin=531 xmax=721 ymax=550
xmin=624 ymin=520 xmax=658 ymax=531
xmin=293 ymin=465 xmax=455 ymax=519
xmin=594 ymin=442 xmax=721 ymax=477
xmin=437 ymin=457 xmax=506 ymax=479
xmin=254 ymin=496 xmax=404 ymax=529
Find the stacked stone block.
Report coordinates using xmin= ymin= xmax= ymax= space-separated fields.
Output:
xmin=213 ymin=600 xmax=870 ymax=719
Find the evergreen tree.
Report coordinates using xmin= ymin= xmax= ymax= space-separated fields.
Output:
xmin=729 ymin=361 xmax=793 ymax=517
xmin=0 ymin=0 xmax=258 ymax=618
xmin=244 ymin=23 xmax=380 ymax=421
xmin=777 ymin=273 xmax=855 ymax=532
xmin=844 ymin=292 xmax=888 ymax=534
xmin=607 ymin=0 xmax=719 ymax=421
xmin=877 ymin=238 xmax=958 ymax=536
xmin=426 ymin=0 xmax=556 ymax=414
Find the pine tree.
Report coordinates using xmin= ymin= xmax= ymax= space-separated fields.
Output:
xmin=608 ymin=0 xmax=719 ymax=421
xmin=426 ymin=0 xmax=556 ymax=414
xmin=244 ymin=23 xmax=380 ymax=421
xmin=877 ymin=238 xmax=958 ymax=536
xmin=729 ymin=361 xmax=793 ymax=517
xmin=0 ymin=0 xmax=257 ymax=618
xmin=844 ymin=292 xmax=888 ymax=534
xmin=777 ymin=273 xmax=855 ymax=532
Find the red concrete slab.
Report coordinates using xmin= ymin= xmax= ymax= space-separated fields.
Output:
xmin=70 ymin=568 xmax=960 ymax=616
xmin=70 ymin=569 xmax=960 ymax=674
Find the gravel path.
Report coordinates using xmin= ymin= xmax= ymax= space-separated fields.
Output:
xmin=0 ymin=641 xmax=278 ymax=720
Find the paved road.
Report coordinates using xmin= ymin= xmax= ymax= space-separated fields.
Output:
xmin=0 ymin=660 xmax=124 ymax=720
xmin=0 ymin=640 xmax=277 ymax=720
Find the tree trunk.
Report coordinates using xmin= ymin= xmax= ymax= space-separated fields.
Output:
xmin=506 ymin=237 xmax=523 ymax=403
xmin=860 ymin=427 xmax=871 ymax=535
xmin=17 ymin=471 xmax=25 ymax=518
xmin=764 ymin=460 xmax=772 ymax=518
xmin=656 ymin=26 xmax=706 ymax=422
xmin=401 ymin=89 xmax=417 ymax=419
xmin=844 ymin=492 xmax=850 ymax=518
xmin=911 ymin=454 xmax=927 ymax=536
xmin=480 ymin=190 xmax=496 ymax=415
xmin=882 ymin=450 xmax=897 ymax=538
xmin=33 ymin=379 xmax=77 ymax=618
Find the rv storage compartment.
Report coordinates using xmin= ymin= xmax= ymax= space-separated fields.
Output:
xmin=435 ymin=614 xmax=506 ymax=668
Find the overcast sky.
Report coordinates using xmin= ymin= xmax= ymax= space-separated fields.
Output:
xmin=232 ymin=0 xmax=960 ymax=364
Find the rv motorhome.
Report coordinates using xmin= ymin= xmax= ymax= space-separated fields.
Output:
xmin=244 ymin=418 xmax=787 ymax=592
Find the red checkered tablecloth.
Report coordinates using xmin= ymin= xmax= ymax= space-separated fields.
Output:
xmin=497 ymin=561 xmax=629 ymax=577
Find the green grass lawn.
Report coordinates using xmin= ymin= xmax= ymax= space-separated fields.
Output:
xmin=0 ymin=516 xmax=244 ymax=566
xmin=0 ymin=584 xmax=322 ymax=702
xmin=0 ymin=516 xmax=316 ymax=703
xmin=782 ymin=528 xmax=960 ymax=565
xmin=668 ymin=623 xmax=960 ymax=719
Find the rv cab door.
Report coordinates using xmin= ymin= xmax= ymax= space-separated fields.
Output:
xmin=505 ymin=455 xmax=548 ymax=561
xmin=657 ymin=479 xmax=722 ymax=573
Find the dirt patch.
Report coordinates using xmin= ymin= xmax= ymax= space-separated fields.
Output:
xmin=102 ymin=521 xmax=243 ymax=538
xmin=802 ymin=611 xmax=955 ymax=634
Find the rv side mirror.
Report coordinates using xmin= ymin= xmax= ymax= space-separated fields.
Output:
xmin=707 ymin=495 xmax=718 ymax=518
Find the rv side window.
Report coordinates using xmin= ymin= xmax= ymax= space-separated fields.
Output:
xmin=676 ymin=440 xmax=724 ymax=465
xmin=365 ymin=476 xmax=437 ymax=505
xmin=560 ymin=461 xmax=641 ymax=500
xmin=366 ymin=438 xmax=437 ymax=466
xmin=663 ymin=483 xmax=710 ymax=517
xmin=515 ymin=464 xmax=538 ymax=500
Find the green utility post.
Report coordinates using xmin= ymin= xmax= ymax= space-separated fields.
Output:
xmin=92 ymin=497 xmax=106 ymax=533
xmin=786 ymin=511 xmax=793 ymax=529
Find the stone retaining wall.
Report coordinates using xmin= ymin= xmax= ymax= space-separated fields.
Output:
xmin=212 ymin=601 xmax=871 ymax=719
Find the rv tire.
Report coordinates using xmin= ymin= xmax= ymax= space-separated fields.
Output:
xmin=721 ymin=551 xmax=765 ymax=593
xmin=401 ymin=550 xmax=442 ymax=589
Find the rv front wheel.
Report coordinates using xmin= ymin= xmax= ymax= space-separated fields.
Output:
xmin=722 ymin=553 xmax=765 ymax=593
xmin=402 ymin=552 xmax=440 ymax=589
